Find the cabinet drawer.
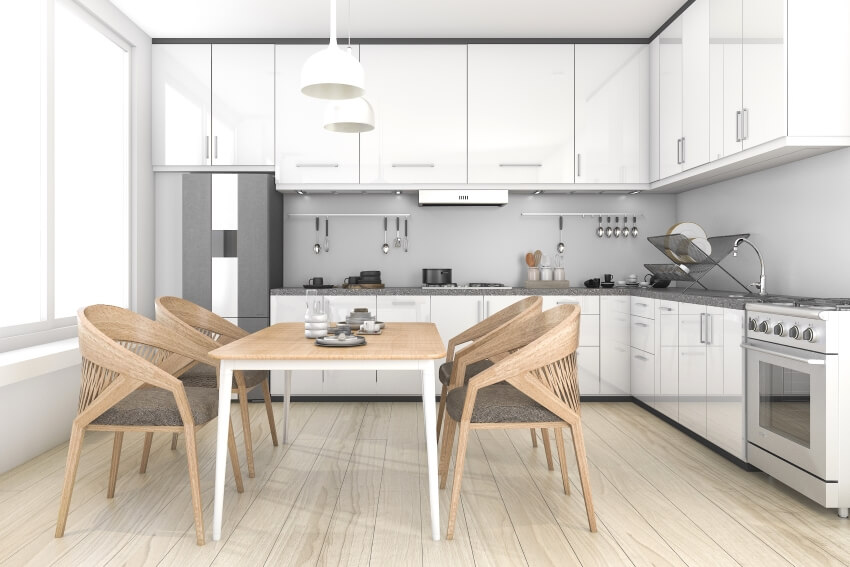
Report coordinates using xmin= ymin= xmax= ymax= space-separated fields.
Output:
xmin=543 ymin=295 xmax=600 ymax=315
xmin=579 ymin=314 xmax=600 ymax=347
xmin=630 ymin=297 xmax=655 ymax=319
xmin=630 ymin=316 xmax=655 ymax=354
xmin=630 ymin=348 xmax=655 ymax=406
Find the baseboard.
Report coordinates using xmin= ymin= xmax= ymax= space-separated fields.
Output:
xmin=264 ymin=395 xmax=637 ymax=403
xmin=631 ymin=398 xmax=755 ymax=471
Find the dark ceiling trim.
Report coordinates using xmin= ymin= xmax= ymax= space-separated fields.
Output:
xmin=648 ymin=0 xmax=696 ymax=42
xmin=152 ymin=37 xmax=649 ymax=45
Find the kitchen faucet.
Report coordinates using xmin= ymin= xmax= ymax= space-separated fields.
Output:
xmin=733 ymin=237 xmax=767 ymax=296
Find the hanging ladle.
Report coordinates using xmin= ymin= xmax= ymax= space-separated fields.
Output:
xmin=557 ymin=216 xmax=565 ymax=253
xmin=313 ymin=217 xmax=321 ymax=254
xmin=382 ymin=217 xmax=390 ymax=254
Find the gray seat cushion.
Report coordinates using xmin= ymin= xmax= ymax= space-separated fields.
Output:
xmin=438 ymin=359 xmax=495 ymax=386
xmin=91 ymin=386 xmax=219 ymax=427
xmin=179 ymin=363 xmax=267 ymax=391
xmin=446 ymin=383 xmax=561 ymax=424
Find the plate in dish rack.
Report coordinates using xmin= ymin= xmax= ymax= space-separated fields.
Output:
xmin=315 ymin=335 xmax=367 ymax=347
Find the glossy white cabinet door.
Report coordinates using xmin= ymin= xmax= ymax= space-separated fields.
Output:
xmin=657 ymin=345 xmax=679 ymax=420
xmin=631 ymin=348 xmax=655 ymax=406
xmin=468 ymin=44 xmax=574 ymax=183
xmin=541 ymin=295 xmax=600 ymax=315
xmin=275 ymin=45 xmax=359 ymax=183
xmin=359 ymin=45 xmax=467 ymax=183
xmin=484 ymin=296 xmax=530 ymax=319
xmin=210 ymin=45 xmax=274 ymax=166
xmin=376 ymin=296 xmax=430 ymax=395
xmin=152 ymin=44 xmax=211 ymax=166
xmin=577 ymin=346 xmax=601 ymax=396
xmin=681 ymin=0 xmax=710 ymax=171
xmin=742 ymin=0 xmax=786 ymax=149
xmin=630 ymin=316 xmax=655 ymax=354
xmin=678 ymin=346 xmax=707 ymax=437
xmin=601 ymin=302 xmax=630 ymax=346
xmin=678 ymin=302 xmax=706 ymax=346
xmin=269 ymin=296 xmax=322 ymax=395
xmin=709 ymin=0 xmax=744 ymax=161
xmin=600 ymin=341 xmax=630 ymax=395
xmin=429 ymin=295 xmax=483 ymax=388
xmin=649 ymin=37 xmax=661 ymax=182
xmin=708 ymin=308 xmax=745 ymax=458
xmin=575 ymin=44 xmax=649 ymax=183
xmin=659 ymin=15 xmax=683 ymax=179
xmin=323 ymin=296 xmax=377 ymax=395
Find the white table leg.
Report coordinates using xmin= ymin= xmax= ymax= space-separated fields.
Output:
xmin=282 ymin=369 xmax=292 ymax=444
xmin=213 ymin=360 xmax=234 ymax=541
xmin=420 ymin=359 xmax=440 ymax=541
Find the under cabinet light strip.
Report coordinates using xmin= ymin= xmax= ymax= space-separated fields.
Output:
xmin=287 ymin=213 xmax=412 ymax=217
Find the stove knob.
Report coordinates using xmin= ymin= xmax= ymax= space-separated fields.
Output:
xmin=773 ymin=323 xmax=785 ymax=337
xmin=789 ymin=325 xmax=801 ymax=340
xmin=758 ymin=320 xmax=771 ymax=334
xmin=748 ymin=318 xmax=759 ymax=331
xmin=802 ymin=327 xmax=817 ymax=343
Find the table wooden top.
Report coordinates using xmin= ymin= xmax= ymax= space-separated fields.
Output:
xmin=209 ymin=322 xmax=446 ymax=361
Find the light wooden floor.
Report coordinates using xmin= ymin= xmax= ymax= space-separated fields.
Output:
xmin=2 ymin=401 xmax=850 ymax=566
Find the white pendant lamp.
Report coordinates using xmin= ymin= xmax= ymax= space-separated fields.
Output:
xmin=300 ymin=0 xmax=365 ymax=100
xmin=324 ymin=95 xmax=374 ymax=133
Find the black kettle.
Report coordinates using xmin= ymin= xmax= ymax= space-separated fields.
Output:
xmin=645 ymin=273 xmax=671 ymax=288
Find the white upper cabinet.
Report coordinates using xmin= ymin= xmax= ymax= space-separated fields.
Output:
xmin=152 ymin=44 xmax=274 ymax=167
xmin=275 ymin=44 xmax=359 ymax=184
xmin=575 ymin=44 xmax=649 ymax=184
xmin=211 ymin=44 xmax=274 ymax=166
xmin=709 ymin=0 xmax=743 ymax=160
xmin=660 ymin=0 xmax=710 ymax=178
xmin=359 ymin=44 xmax=467 ymax=183
xmin=649 ymin=37 xmax=661 ymax=182
xmin=152 ymin=44 xmax=211 ymax=167
xmin=468 ymin=44 xmax=574 ymax=183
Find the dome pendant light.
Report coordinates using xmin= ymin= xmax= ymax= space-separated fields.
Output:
xmin=300 ymin=0 xmax=365 ymax=100
xmin=323 ymin=0 xmax=374 ymax=133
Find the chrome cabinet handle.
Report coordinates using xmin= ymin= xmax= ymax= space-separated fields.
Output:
xmin=676 ymin=138 xmax=682 ymax=164
xmin=681 ymin=137 xmax=685 ymax=164
xmin=741 ymin=343 xmax=826 ymax=365
xmin=699 ymin=313 xmax=706 ymax=344
xmin=214 ymin=135 xmax=218 ymax=159
xmin=705 ymin=314 xmax=713 ymax=345
xmin=391 ymin=163 xmax=435 ymax=168
xmin=660 ymin=306 xmax=674 ymax=312
xmin=736 ymin=110 xmax=742 ymax=142
xmin=499 ymin=163 xmax=542 ymax=167
xmin=633 ymin=354 xmax=648 ymax=361
xmin=391 ymin=301 xmax=417 ymax=306
xmin=634 ymin=322 xmax=649 ymax=328
xmin=742 ymin=108 xmax=749 ymax=140
xmin=635 ymin=302 xmax=648 ymax=307
xmin=576 ymin=153 xmax=581 ymax=177
xmin=205 ymin=135 xmax=210 ymax=159
xmin=295 ymin=163 xmax=339 ymax=168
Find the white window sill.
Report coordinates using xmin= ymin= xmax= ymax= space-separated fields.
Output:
xmin=0 ymin=338 xmax=80 ymax=388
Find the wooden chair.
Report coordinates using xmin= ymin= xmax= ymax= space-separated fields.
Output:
xmin=439 ymin=303 xmax=596 ymax=539
xmin=437 ymin=296 xmax=543 ymax=442
xmin=56 ymin=305 xmax=244 ymax=546
xmin=155 ymin=296 xmax=278 ymax=478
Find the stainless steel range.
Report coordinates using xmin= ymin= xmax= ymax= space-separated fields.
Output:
xmin=745 ymin=298 xmax=850 ymax=517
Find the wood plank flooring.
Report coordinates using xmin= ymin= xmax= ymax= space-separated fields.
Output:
xmin=2 ymin=401 xmax=849 ymax=566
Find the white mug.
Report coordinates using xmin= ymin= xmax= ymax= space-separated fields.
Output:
xmin=361 ymin=320 xmax=377 ymax=332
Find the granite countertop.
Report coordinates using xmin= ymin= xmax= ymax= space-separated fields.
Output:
xmin=271 ymin=286 xmax=759 ymax=310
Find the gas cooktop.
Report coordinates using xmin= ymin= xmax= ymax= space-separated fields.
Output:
xmin=754 ymin=296 xmax=850 ymax=311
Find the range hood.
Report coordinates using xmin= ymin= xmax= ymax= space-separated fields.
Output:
xmin=418 ymin=189 xmax=509 ymax=206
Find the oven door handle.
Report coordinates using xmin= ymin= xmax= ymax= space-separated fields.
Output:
xmin=741 ymin=343 xmax=826 ymax=365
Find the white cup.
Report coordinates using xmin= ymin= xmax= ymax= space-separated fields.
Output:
xmin=361 ymin=320 xmax=377 ymax=332
xmin=553 ymin=267 xmax=565 ymax=281
xmin=540 ymin=267 xmax=553 ymax=281
xmin=527 ymin=267 xmax=540 ymax=281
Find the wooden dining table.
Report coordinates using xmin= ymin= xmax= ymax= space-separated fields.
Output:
xmin=209 ymin=322 xmax=447 ymax=542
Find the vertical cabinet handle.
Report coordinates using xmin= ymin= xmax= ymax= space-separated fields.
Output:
xmin=735 ymin=111 xmax=742 ymax=142
xmin=576 ymin=153 xmax=581 ymax=177
xmin=742 ymin=108 xmax=749 ymax=140
xmin=681 ymin=137 xmax=685 ymax=164
xmin=699 ymin=313 xmax=706 ymax=344
xmin=213 ymin=136 xmax=218 ymax=159
xmin=705 ymin=313 xmax=713 ymax=345
xmin=676 ymin=138 xmax=682 ymax=164
xmin=205 ymin=135 xmax=210 ymax=160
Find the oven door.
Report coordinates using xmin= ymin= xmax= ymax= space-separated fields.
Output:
xmin=744 ymin=340 xmax=837 ymax=481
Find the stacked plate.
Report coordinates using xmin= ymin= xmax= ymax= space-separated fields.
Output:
xmin=343 ymin=308 xmax=386 ymax=329
xmin=664 ymin=222 xmax=712 ymax=263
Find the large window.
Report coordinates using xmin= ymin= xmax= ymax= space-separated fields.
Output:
xmin=0 ymin=0 xmax=130 ymax=345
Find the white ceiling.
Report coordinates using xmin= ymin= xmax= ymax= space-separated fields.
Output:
xmin=108 ymin=0 xmax=685 ymax=39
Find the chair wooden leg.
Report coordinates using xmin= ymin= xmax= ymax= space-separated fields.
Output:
xmin=530 ymin=428 xmax=538 ymax=448
xmin=570 ymin=423 xmax=597 ymax=532
xmin=107 ymin=432 xmax=123 ymax=498
xmin=139 ymin=432 xmax=153 ymax=474
xmin=262 ymin=380 xmax=279 ymax=447
xmin=228 ymin=419 xmax=244 ymax=493
xmin=183 ymin=426 xmax=205 ymax=545
xmin=542 ymin=428 xmax=554 ymax=471
xmin=171 ymin=433 xmax=178 ymax=450
xmin=446 ymin=421 xmax=471 ymax=540
xmin=237 ymin=386 xmax=255 ymax=478
xmin=436 ymin=384 xmax=448 ymax=442
xmin=439 ymin=415 xmax=458 ymax=489
xmin=55 ymin=424 xmax=85 ymax=538
xmin=555 ymin=428 xmax=570 ymax=495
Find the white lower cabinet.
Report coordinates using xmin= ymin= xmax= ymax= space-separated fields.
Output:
xmin=577 ymin=346 xmax=601 ymax=396
xmin=429 ymin=295 xmax=483 ymax=390
xmin=707 ymin=308 xmax=746 ymax=459
xmin=269 ymin=295 xmax=322 ymax=395
xmin=656 ymin=300 xmax=679 ymax=418
xmin=678 ymin=303 xmax=723 ymax=439
xmin=600 ymin=296 xmax=630 ymax=395
xmin=631 ymin=348 xmax=655 ymax=405
xmin=376 ymin=296 xmax=430 ymax=395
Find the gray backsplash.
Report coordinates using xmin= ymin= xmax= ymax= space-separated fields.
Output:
xmin=283 ymin=192 xmax=677 ymax=287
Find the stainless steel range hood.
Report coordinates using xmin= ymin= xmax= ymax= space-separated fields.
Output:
xmin=418 ymin=189 xmax=509 ymax=206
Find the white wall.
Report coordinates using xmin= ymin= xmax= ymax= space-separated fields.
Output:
xmin=676 ymin=147 xmax=850 ymax=297
xmin=283 ymin=192 xmax=678 ymax=287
